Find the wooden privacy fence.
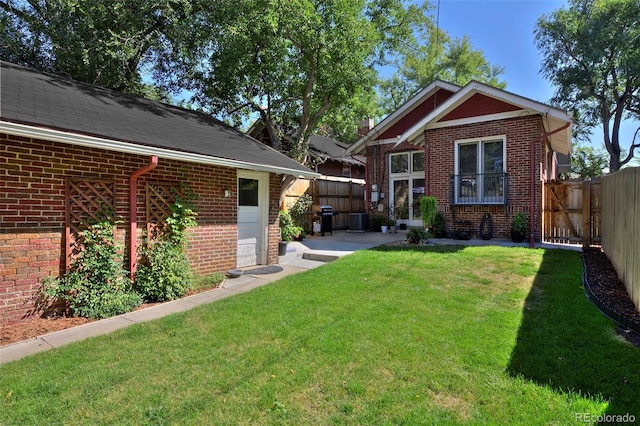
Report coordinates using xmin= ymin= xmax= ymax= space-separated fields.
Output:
xmin=284 ymin=177 xmax=366 ymax=230
xmin=543 ymin=178 xmax=601 ymax=247
xmin=601 ymin=168 xmax=640 ymax=311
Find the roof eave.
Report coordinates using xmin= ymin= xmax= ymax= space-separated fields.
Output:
xmin=1 ymin=121 xmax=320 ymax=179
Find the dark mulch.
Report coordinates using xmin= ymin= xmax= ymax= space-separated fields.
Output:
xmin=582 ymin=247 xmax=640 ymax=347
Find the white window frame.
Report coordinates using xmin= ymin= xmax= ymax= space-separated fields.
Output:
xmin=389 ymin=150 xmax=426 ymax=225
xmin=454 ymin=135 xmax=507 ymax=204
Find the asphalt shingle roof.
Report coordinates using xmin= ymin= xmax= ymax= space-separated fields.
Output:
xmin=0 ymin=61 xmax=316 ymax=177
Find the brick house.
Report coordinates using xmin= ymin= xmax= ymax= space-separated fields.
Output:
xmin=0 ymin=61 xmax=318 ymax=324
xmin=345 ymin=80 xmax=573 ymax=244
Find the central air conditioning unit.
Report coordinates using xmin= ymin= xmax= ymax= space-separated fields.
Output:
xmin=349 ymin=213 xmax=369 ymax=232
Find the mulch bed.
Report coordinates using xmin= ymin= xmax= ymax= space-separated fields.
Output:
xmin=582 ymin=247 xmax=640 ymax=346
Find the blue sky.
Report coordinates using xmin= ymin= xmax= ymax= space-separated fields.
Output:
xmin=428 ymin=0 xmax=638 ymax=154
xmin=435 ymin=0 xmax=563 ymax=103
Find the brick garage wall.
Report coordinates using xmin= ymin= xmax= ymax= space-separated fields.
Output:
xmin=364 ymin=115 xmax=546 ymax=240
xmin=1 ymin=134 xmax=278 ymax=324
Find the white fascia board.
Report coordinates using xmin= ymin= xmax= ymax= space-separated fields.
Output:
xmin=397 ymin=81 xmax=575 ymax=147
xmin=2 ymin=121 xmax=321 ymax=179
xmin=424 ymin=110 xmax=540 ymax=130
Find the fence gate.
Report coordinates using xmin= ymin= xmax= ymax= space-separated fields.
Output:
xmin=543 ymin=178 xmax=601 ymax=247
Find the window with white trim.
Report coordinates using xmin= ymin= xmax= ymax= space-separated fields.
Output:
xmin=453 ymin=137 xmax=506 ymax=204
xmin=390 ymin=150 xmax=425 ymax=222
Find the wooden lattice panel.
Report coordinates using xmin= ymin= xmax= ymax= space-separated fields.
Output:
xmin=146 ymin=182 xmax=181 ymax=240
xmin=65 ymin=178 xmax=116 ymax=268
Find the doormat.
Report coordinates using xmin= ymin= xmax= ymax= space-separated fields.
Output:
xmin=242 ymin=265 xmax=284 ymax=275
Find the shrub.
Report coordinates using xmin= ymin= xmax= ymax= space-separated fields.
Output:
xmin=290 ymin=194 xmax=313 ymax=231
xmin=512 ymin=212 xmax=528 ymax=235
xmin=432 ymin=212 xmax=446 ymax=238
xmin=43 ymin=212 xmax=141 ymax=319
xmin=279 ymin=210 xmax=303 ymax=242
xmin=406 ymin=227 xmax=428 ymax=244
xmin=419 ymin=196 xmax=438 ymax=229
xmin=370 ymin=214 xmax=386 ymax=232
xmin=136 ymin=241 xmax=193 ymax=302
xmin=136 ymin=193 xmax=198 ymax=302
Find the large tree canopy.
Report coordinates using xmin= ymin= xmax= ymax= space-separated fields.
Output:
xmin=0 ymin=0 xmax=190 ymax=97
xmin=378 ymin=22 xmax=506 ymax=114
xmin=1 ymin=0 xmax=509 ymax=170
xmin=535 ymin=0 xmax=640 ymax=172
xmin=165 ymin=0 xmax=428 ymax=165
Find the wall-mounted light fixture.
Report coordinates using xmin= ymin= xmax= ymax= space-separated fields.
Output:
xmin=223 ymin=189 xmax=231 ymax=198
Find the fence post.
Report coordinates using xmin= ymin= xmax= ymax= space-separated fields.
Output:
xmin=582 ymin=180 xmax=591 ymax=248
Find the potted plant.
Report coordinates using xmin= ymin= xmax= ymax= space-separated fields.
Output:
xmin=381 ymin=217 xmax=389 ymax=233
xmin=389 ymin=219 xmax=397 ymax=233
xmin=394 ymin=201 xmax=409 ymax=230
xmin=511 ymin=212 xmax=528 ymax=243
xmin=279 ymin=210 xmax=303 ymax=255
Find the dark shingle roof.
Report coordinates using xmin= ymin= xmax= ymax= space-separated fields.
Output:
xmin=0 ymin=61 xmax=317 ymax=177
xmin=308 ymin=134 xmax=365 ymax=165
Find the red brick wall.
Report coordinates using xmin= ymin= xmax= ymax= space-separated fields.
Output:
xmin=365 ymin=115 xmax=546 ymax=240
xmin=1 ymin=134 xmax=279 ymax=324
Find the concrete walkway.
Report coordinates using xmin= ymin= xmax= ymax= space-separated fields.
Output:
xmin=0 ymin=230 xmax=579 ymax=364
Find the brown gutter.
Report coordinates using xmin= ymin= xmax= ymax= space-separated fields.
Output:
xmin=129 ymin=156 xmax=158 ymax=280
xmin=529 ymin=122 xmax=570 ymax=248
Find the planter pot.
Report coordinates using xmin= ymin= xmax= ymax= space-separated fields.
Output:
xmin=381 ymin=225 xmax=388 ymax=233
xmin=278 ymin=241 xmax=288 ymax=256
xmin=511 ymin=229 xmax=525 ymax=243
xmin=390 ymin=226 xmax=396 ymax=233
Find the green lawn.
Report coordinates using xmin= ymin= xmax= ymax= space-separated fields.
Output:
xmin=2 ymin=246 xmax=639 ymax=425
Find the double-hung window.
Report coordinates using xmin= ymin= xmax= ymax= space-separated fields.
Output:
xmin=453 ymin=136 xmax=506 ymax=204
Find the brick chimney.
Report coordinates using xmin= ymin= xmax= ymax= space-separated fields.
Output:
xmin=357 ymin=118 xmax=374 ymax=138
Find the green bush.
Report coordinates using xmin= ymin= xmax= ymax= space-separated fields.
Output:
xmin=136 ymin=194 xmax=198 ymax=302
xmin=406 ymin=227 xmax=428 ymax=244
xmin=370 ymin=214 xmax=387 ymax=232
xmin=44 ymin=212 xmax=141 ymax=319
xmin=279 ymin=210 xmax=303 ymax=241
xmin=432 ymin=212 xmax=446 ymax=238
xmin=290 ymin=194 xmax=312 ymax=230
xmin=136 ymin=241 xmax=193 ymax=302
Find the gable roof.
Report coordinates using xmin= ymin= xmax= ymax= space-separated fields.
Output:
xmin=346 ymin=79 xmax=573 ymax=156
xmin=308 ymin=134 xmax=365 ymax=166
xmin=0 ymin=61 xmax=318 ymax=178
xmin=345 ymin=80 xmax=460 ymax=155
xmin=398 ymin=80 xmax=573 ymax=155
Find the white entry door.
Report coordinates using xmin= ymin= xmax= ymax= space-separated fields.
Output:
xmin=237 ymin=171 xmax=268 ymax=267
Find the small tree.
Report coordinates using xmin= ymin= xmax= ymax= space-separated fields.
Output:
xmin=535 ymin=0 xmax=640 ymax=172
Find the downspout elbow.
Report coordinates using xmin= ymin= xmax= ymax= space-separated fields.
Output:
xmin=130 ymin=156 xmax=158 ymax=281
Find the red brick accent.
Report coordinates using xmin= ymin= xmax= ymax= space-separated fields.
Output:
xmin=1 ymin=134 xmax=280 ymax=324
xmin=365 ymin=115 xmax=546 ymax=240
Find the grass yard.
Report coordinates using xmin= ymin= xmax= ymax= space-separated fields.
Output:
xmin=1 ymin=246 xmax=639 ymax=424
